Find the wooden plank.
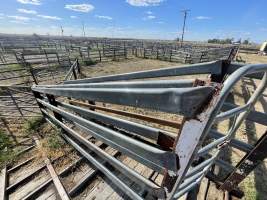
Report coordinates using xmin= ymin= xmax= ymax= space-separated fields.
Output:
xmin=69 ymin=147 xmax=118 ymax=197
xmin=0 ymin=166 xmax=7 ymax=200
xmin=9 ymin=174 xmax=50 ymax=200
xmin=8 ymin=156 xmax=36 ymax=173
xmin=34 ymin=136 xmax=70 ymax=200
xmin=83 ymin=156 xmax=133 ymax=200
xmin=86 ymin=149 xmax=122 ymax=200
xmin=107 ymin=156 xmax=139 ymax=200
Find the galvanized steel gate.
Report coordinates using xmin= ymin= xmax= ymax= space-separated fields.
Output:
xmin=32 ymin=60 xmax=267 ymax=199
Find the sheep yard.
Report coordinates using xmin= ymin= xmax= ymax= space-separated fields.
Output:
xmin=0 ymin=34 xmax=267 ymax=200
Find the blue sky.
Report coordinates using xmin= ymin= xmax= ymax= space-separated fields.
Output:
xmin=0 ymin=0 xmax=266 ymax=43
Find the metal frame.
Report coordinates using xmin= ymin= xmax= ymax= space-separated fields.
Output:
xmin=32 ymin=60 xmax=267 ymax=199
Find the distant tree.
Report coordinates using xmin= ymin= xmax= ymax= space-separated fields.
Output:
xmin=208 ymin=38 xmax=234 ymax=44
xmin=224 ymin=38 xmax=234 ymax=44
xmin=236 ymin=38 xmax=242 ymax=44
xmin=242 ymin=39 xmax=250 ymax=45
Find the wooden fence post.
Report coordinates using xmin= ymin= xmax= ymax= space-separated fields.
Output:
xmin=113 ymin=48 xmax=116 ymax=61
xmin=28 ymin=64 xmax=39 ymax=85
xmin=87 ymin=47 xmax=90 ymax=59
xmin=46 ymin=94 xmax=62 ymax=121
xmin=144 ymin=48 xmax=146 ymax=58
xmin=56 ymin=52 xmax=60 ymax=66
xmin=76 ymin=59 xmax=81 ymax=74
xmin=8 ymin=88 xmax=24 ymax=118
xmin=98 ymin=49 xmax=102 ymax=62
xmin=44 ymin=49 xmax=49 ymax=64
xmin=79 ymin=47 xmax=83 ymax=60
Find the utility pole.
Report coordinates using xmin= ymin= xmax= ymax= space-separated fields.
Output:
xmin=82 ymin=22 xmax=86 ymax=37
xmin=60 ymin=26 xmax=64 ymax=37
xmin=180 ymin=9 xmax=190 ymax=47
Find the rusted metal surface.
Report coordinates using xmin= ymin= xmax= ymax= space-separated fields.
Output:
xmin=165 ymin=89 xmax=221 ymax=199
xmin=31 ymin=60 xmax=267 ymax=200
xmin=69 ymin=100 xmax=181 ymax=129
xmin=219 ymin=130 xmax=267 ymax=191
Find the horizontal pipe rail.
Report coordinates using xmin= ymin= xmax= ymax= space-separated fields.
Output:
xmin=64 ymin=61 xmax=221 ymax=84
xmin=58 ymin=101 xmax=174 ymax=140
xmin=42 ymin=79 xmax=195 ymax=89
xmin=28 ymin=60 xmax=267 ymax=199
xmin=215 ymin=104 xmax=250 ymax=122
xmin=32 ymin=86 xmax=214 ymax=118
xmin=63 ymin=134 xmax=144 ymax=200
xmin=37 ymin=100 xmax=178 ymax=173
xmin=209 ymin=129 xmax=254 ymax=153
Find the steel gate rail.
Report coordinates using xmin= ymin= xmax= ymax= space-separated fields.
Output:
xmin=32 ymin=60 xmax=267 ymax=199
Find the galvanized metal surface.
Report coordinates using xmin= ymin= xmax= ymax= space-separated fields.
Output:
xmin=38 ymin=99 xmax=179 ymax=173
xmin=33 ymin=86 xmax=214 ymax=118
xmin=64 ymin=60 xmax=222 ymax=84
xmin=31 ymin=60 xmax=267 ymax=200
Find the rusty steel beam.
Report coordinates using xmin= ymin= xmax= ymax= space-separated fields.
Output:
xmin=219 ymin=130 xmax=267 ymax=191
xmin=205 ymin=172 xmax=244 ymax=198
xmin=69 ymin=100 xmax=181 ymax=129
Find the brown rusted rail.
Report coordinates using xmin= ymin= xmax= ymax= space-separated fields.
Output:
xmin=69 ymin=100 xmax=181 ymax=129
xmin=219 ymin=130 xmax=267 ymax=191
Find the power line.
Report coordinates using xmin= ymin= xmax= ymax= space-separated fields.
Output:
xmin=180 ymin=9 xmax=190 ymax=47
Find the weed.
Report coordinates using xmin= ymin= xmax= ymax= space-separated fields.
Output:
xmin=46 ymin=132 xmax=64 ymax=150
xmin=84 ymin=59 xmax=97 ymax=65
xmin=240 ymin=173 xmax=258 ymax=200
xmin=23 ymin=116 xmax=45 ymax=135
xmin=0 ymin=129 xmax=16 ymax=168
xmin=0 ymin=64 xmax=22 ymax=73
xmin=41 ymin=126 xmax=70 ymax=159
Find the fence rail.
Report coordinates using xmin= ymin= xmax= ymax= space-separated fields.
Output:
xmin=32 ymin=60 xmax=267 ymax=199
xmin=0 ymin=86 xmax=41 ymax=119
xmin=0 ymin=37 xmax=239 ymax=66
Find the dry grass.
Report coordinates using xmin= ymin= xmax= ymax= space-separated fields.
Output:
xmin=238 ymin=52 xmax=267 ymax=64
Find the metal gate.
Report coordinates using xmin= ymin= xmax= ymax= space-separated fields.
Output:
xmin=32 ymin=60 xmax=267 ymax=199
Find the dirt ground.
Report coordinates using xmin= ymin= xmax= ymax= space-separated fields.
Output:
xmin=239 ymin=52 xmax=267 ymax=64
xmin=81 ymin=58 xmax=182 ymax=78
